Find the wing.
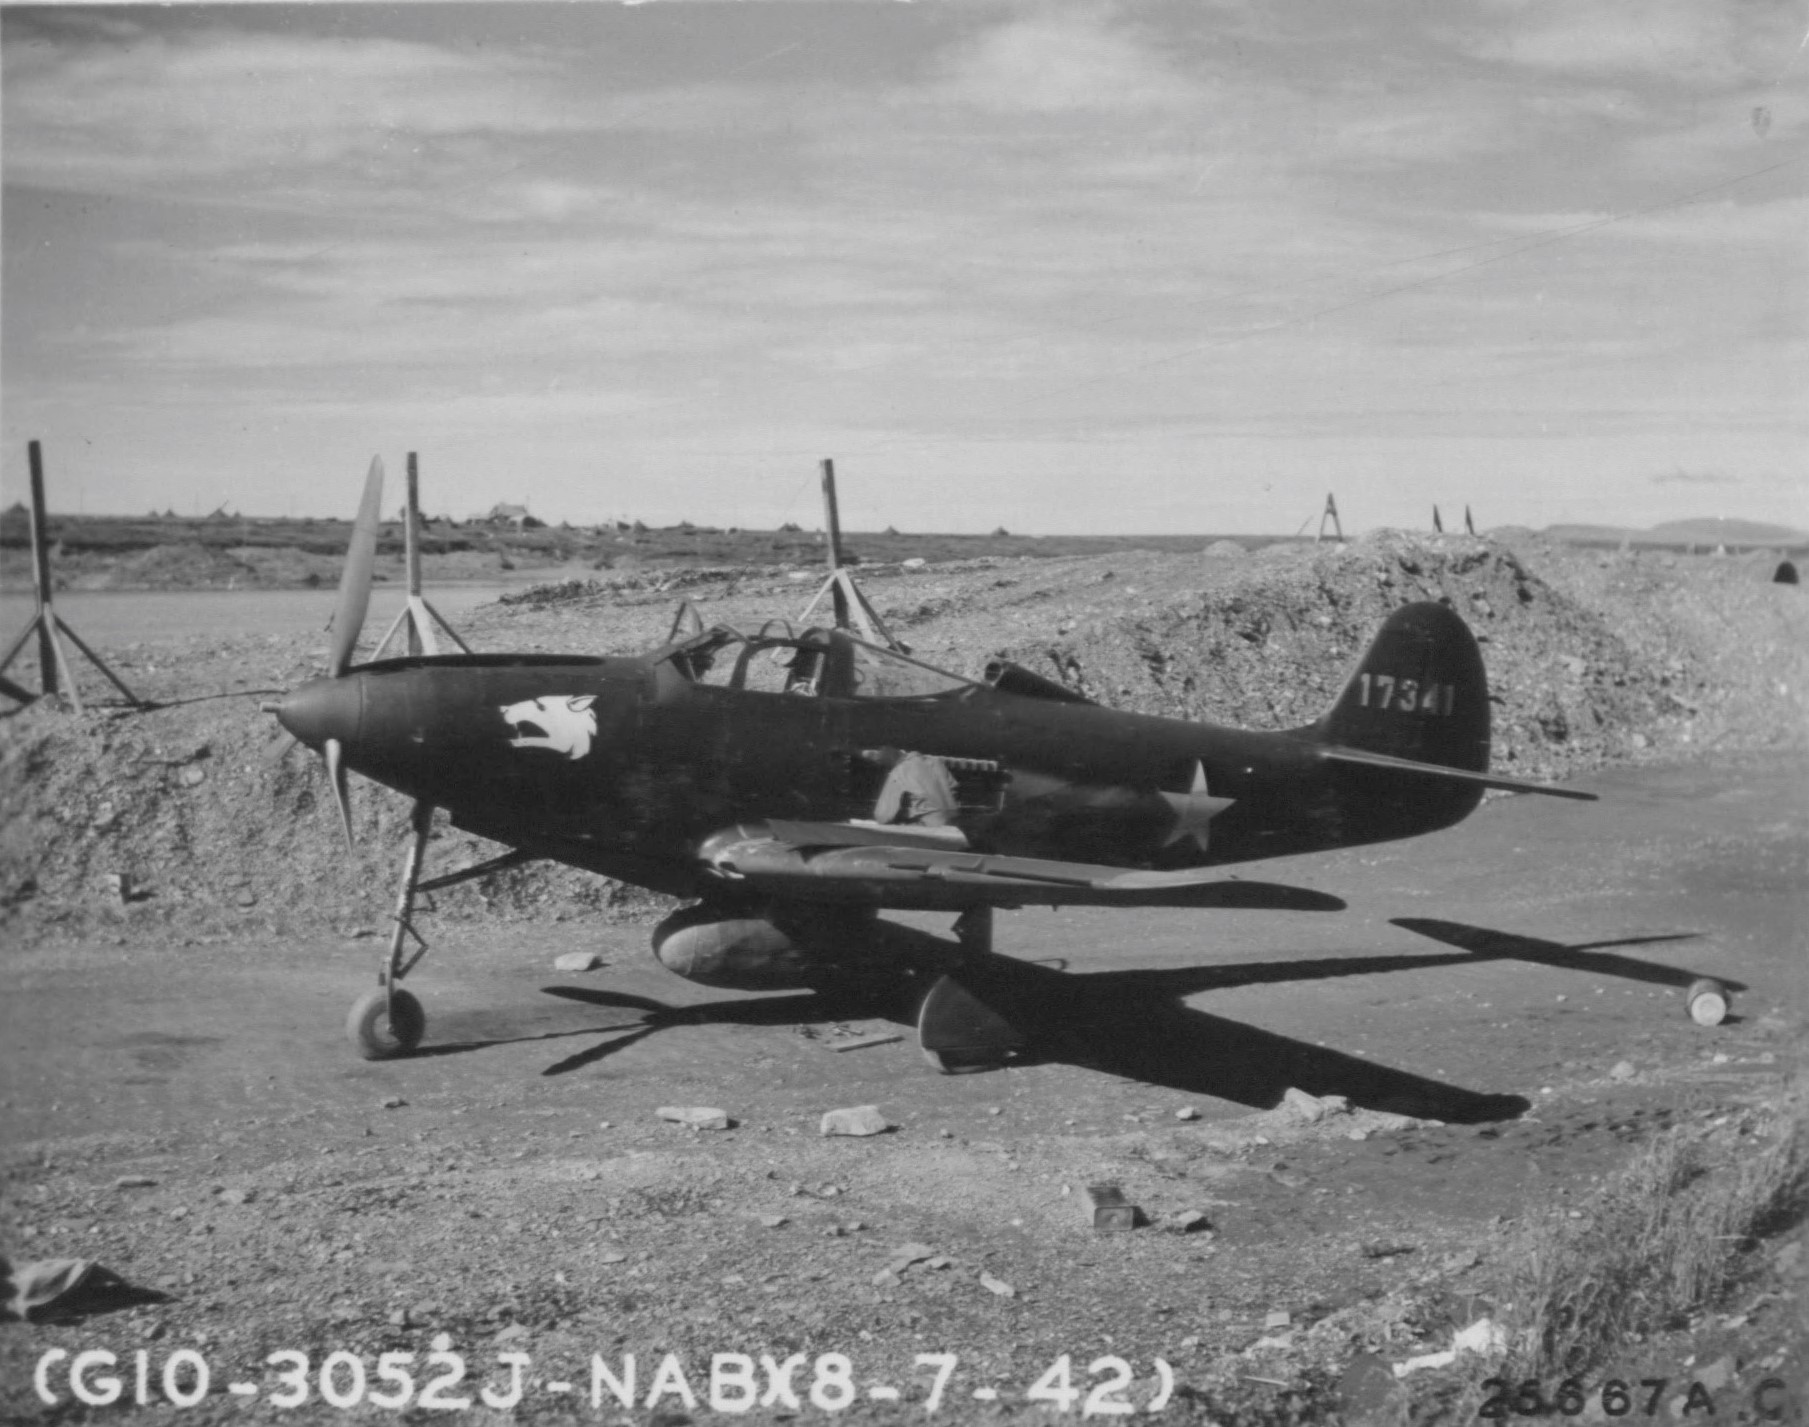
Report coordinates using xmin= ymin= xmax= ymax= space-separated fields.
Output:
xmin=696 ymin=821 xmax=1344 ymax=912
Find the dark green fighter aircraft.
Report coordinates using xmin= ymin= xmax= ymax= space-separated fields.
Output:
xmin=272 ymin=462 xmax=1595 ymax=1070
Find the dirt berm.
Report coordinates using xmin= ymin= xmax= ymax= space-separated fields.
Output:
xmin=1 ymin=531 xmax=1803 ymax=940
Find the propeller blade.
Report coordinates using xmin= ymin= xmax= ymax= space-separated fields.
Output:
xmin=327 ymin=457 xmax=385 ymax=678
xmin=325 ymin=737 xmax=355 ymax=848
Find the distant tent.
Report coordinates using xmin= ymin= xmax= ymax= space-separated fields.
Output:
xmin=883 ymin=525 xmax=900 ymax=537
xmin=779 ymin=521 xmax=802 ymax=533
xmin=1775 ymin=560 xmax=1799 ymax=585
xmin=991 ymin=526 xmax=1010 ymax=538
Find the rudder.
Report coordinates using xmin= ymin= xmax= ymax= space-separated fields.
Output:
xmin=1309 ymin=602 xmax=1488 ymax=772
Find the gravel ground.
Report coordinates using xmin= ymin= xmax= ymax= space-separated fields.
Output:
xmin=2 ymin=532 xmax=1805 ymax=1424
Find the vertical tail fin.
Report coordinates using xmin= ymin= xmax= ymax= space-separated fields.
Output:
xmin=1309 ymin=601 xmax=1489 ymax=772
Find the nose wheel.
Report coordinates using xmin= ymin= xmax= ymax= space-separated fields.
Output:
xmin=348 ymin=987 xmax=425 ymax=1059
xmin=347 ymin=799 xmax=434 ymax=1060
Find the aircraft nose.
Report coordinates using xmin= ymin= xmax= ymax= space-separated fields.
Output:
xmin=274 ymin=675 xmax=363 ymax=750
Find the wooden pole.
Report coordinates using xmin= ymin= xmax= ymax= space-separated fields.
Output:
xmin=1 ymin=440 xmax=144 ymax=707
xmin=820 ymin=458 xmax=845 ymax=573
xmin=27 ymin=441 xmax=57 ymax=696
xmin=405 ymin=452 xmax=423 ymax=655
xmin=820 ymin=458 xmax=849 ymax=628
xmin=372 ymin=451 xmax=467 ymax=661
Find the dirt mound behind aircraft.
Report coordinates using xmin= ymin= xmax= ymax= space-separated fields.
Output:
xmin=2 ymin=532 xmax=1804 ymax=938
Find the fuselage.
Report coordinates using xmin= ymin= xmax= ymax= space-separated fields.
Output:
xmin=275 ymin=625 xmax=1483 ymax=905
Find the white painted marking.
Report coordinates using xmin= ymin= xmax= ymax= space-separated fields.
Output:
xmin=868 ymin=1385 xmax=900 ymax=1401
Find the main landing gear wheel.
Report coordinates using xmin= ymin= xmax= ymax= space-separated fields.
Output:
xmin=1685 ymin=977 xmax=1730 ymax=1027
xmin=917 ymin=973 xmax=1024 ymax=1075
xmin=347 ymin=987 xmax=425 ymax=1060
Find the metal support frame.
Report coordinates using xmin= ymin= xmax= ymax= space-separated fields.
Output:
xmin=796 ymin=567 xmax=905 ymax=649
xmin=370 ymin=452 xmax=472 ymax=661
xmin=794 ymin=457 xmax=908 ymax=651
xmin=1316 ymin=492 xmax=1345 ymax=544
xmin=0 ymin=441 xmax=144 ymax=710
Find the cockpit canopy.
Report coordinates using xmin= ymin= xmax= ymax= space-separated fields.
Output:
xmin=658 ymin=623 xmax=975 ymax=700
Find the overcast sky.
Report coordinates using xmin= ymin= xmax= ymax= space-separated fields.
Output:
xmin=3 ymin=1 xmax=1804 ymax=534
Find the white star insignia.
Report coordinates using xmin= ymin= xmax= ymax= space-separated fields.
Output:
xmin=1158 ymin=760 xmax=1234 ymax=853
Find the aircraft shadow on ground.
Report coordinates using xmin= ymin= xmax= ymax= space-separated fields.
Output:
xmin=15 ymin=1267 xmax=171 ymax=1323
xmin=419 ymin=917 xmax=1716 ymax=1126
xmin=522 ymin=959 xmax=1529 ymax=1123
xmin=1388 ymin=919 xmax=1739 ymax=992
xmin=931 ymin=954 xmax=1529 ymax=1125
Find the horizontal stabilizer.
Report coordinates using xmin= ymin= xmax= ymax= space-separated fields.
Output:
xmin=1318 ymin=745 xmax=1597 ymax=801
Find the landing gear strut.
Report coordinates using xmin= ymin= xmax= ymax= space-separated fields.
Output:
xmin=917 ymin=906 xmax=1025 ymax=1074
xmin=347 ymin=800 xmax=434 ymax=1060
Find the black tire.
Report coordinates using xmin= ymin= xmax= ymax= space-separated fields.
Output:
xmin=921 ymin=1047 xmax=1010 ymax=1075
xmin=347 ymin=987 xmax=425 ymax=1060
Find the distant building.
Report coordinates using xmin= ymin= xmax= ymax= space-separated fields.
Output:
xmin=485 ymin=503 xmax=544 ymax=529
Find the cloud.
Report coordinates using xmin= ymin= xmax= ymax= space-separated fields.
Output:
xmin=5 ymin=4 xmax=1801 ymax=536
xmin=2 ymin=19 xmax=581 ymax=194
xmin=1450 ymin=0 xmax=1803 ymax=85
xmin=1650 ymin=468 xmax=1741 ymax=485
xmin=928 ymin=11 xmax=1200 ymax=112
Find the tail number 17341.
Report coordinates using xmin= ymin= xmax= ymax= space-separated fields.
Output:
xmin=1355 ymin=674 xmax=1456 ymax=716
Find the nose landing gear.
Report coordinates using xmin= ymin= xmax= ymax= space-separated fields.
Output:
xmin=348 ymin=800 xmax=434 ymax=1060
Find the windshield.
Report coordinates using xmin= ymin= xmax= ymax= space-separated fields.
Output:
xmin=660 ymin=626 xmax=973 ymax=699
